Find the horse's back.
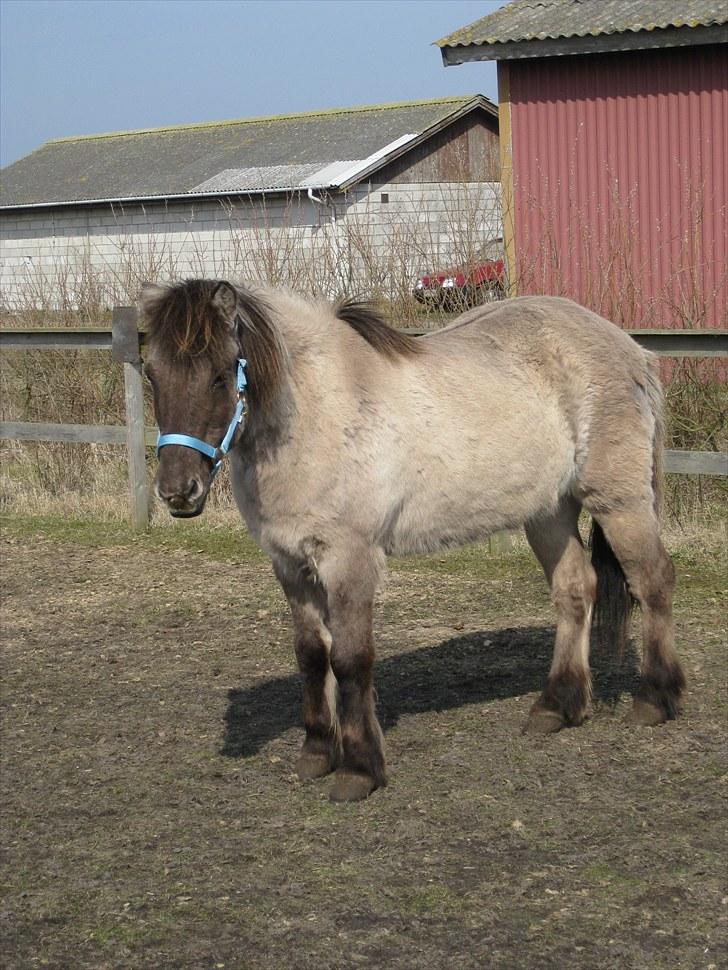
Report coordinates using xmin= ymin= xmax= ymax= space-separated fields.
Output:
xmin=423 ymin=296 xmax=646 ymax=373
xmin=420 ymin=296 xmax=657 ymax=457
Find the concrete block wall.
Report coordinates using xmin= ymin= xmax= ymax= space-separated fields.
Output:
xmin=0 ymin=183 xmax=502 ymax=308
xmin=342 ymin=181 xmax=501 ymax=256
xmin=335 ymin=181 xmax=502 ymax=299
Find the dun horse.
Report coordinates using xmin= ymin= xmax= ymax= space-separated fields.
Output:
xmin=141 ymin=280 xmax=685 ymax=802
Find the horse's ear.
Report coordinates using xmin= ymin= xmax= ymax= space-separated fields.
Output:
xmin=211 ymin=281 xmax=237 ymax=324
xmin=138 ymin=281 xmax=171 ymax=317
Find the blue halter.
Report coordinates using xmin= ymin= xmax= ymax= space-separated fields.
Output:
xmin=156 ymin=358 xmax=248 ymax=476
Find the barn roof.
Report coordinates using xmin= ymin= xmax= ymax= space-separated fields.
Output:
xmin=437 ymin=0 xmax=728 ymax=63
xmin=0 ymin=96 xmax=497 ymax=210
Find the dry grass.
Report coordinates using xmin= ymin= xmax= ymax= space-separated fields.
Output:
xmin=1 ymin=201 xmax=725 ymax=526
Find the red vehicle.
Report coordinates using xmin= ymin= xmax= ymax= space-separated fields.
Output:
xmin=414 ymin=253 xmax=506 ymax=308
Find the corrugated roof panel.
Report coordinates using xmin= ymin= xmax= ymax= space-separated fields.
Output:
xmin=191 ymin=164 xmax=332 ymax=193
xmin=190 ymin=160 xmax=370 ymax=193
xmin=299 ymin=160 xmax=368 ymax=188
xmin=437 ymin=0 xmax=728 ymax=49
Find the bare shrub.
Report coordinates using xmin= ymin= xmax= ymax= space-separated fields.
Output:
xmin=663 ymin=359 xmax=728 ymax=522
xmin=1 ymin=181 xmax=724 ymax=524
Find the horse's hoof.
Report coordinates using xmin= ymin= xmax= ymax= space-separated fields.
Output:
xmin=329 ymin=769 xmax=377 ymax=803
xmin=626 ymin=698 xmax=666 ymax=726
xmin=523 ymin=707 xmax=565 ymax=735
xmin=296 ymin=752 xmax=334 ymax=781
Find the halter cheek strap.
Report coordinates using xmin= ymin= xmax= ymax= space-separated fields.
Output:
xmin=156 ymin=358 xmax=248 ymax=476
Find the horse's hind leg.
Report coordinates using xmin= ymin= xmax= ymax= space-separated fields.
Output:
xmin=589 ymin=508 xmax=685 ymax=725
xmin=273 ymin=561 xmax=341 ymax=780
xmin=525 ymin=496 xmax=597 ymax=733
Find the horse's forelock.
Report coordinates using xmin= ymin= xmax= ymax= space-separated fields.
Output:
xmin=142 ymin=279 xmax=287 ymax=411
xmin=142 ymin=279 xmax=238 ymax=371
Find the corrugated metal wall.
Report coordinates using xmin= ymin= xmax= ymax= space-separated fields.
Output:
xmin=509 ymin=44 xmax=727 ymax=328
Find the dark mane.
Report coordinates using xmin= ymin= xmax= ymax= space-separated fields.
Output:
xmin=232 ymin=285 xmax=288 ymax=413
xmin=141 ymin=279 xmax=287 ymax=413
xmin=335 ymin=299 xmax=423 ymax=359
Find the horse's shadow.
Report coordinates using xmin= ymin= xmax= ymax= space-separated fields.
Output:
xmin=221 ymin=626 xmax=640 ymax=758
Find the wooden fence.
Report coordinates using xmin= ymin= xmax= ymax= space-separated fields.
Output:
xmin=1 ymin=308 xmax=726 ymax=531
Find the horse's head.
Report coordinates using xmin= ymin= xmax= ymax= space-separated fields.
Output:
xmin=140 ymin=280 xmax=243 ymax=517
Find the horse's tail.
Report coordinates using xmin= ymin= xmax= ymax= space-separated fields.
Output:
xmin=589 ymin=351 xmax=664 ymax=651
xmin=643 ymin=353 xmax=667 ymax=519
xmin=589 ymin=522 xmax=634 ymax=653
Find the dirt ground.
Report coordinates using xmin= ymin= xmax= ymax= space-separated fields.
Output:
xmin=1 ymin=516 xmax=726 ymax=970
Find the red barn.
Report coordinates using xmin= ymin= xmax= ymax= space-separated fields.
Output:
xmin=437 ymin=0 xmax=728 ymax=329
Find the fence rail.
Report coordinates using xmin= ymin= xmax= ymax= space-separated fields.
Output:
xmin=4 ymin=324 xmax=727 ymax=355
xmin=1 ymin=311 xmax=726 ymax=530
xmin=0 ymin=420 xmax=156 ymax=446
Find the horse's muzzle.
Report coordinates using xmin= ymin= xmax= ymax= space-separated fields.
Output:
xmin=156 ymin=476 xmax=208 ymax=518
xmin=168 ymin=503 xmax=204 ymax=519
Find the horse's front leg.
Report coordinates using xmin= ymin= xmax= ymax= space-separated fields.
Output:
xmin=326 ymin=566 xmax=387 ymax=803
xmin=273 ymin=562 xmax=341 ymax=780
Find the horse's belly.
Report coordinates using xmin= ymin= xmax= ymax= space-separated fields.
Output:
xmin=384 ymin=412 xmax=574 ymax=555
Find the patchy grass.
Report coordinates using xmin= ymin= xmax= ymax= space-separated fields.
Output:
xmin=1 ymin=513 xmax=726 ymax=970
xmin=0 ymin=511 xmax=266 ymax=563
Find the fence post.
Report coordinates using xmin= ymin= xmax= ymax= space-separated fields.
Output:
xmin=112 ymin=306 xmax=149 ymax=531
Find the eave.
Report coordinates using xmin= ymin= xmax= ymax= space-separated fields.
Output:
xmin=0 ymin=187 xmax=308 ymax=213
xmin=440 ymin=23 xmax=728 ymax=65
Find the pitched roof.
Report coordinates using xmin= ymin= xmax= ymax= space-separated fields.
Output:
xmin=0 ymin=96 xmax=496 ymax=209
xmin=437 ymin=0 xmax=728 ymax=63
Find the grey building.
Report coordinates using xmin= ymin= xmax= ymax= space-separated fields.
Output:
xmin=0 ymin=96 xmax=500 ymax=308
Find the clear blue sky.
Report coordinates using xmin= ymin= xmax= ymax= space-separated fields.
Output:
xmin=0 ymin=0 xmax=500 ymax=168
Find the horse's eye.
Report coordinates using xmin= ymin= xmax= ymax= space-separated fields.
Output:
xmin=211 ymin=374 xmax=227 ymax=390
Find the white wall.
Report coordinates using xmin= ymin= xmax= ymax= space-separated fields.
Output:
xmin=0 ymin=183 xmax=502 ymax=308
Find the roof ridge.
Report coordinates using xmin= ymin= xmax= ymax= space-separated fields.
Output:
xmin=45 ymin=96 xmax=483 ymax=147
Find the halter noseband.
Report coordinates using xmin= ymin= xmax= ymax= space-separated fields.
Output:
xmin=156 ymin=358 xmax=248 ymax=476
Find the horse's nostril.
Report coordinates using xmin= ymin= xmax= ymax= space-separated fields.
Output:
xmin=157 ymin=478 xmax=203 ymax=506
xmin=186 ymin=478 xmax=203 ymax=501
